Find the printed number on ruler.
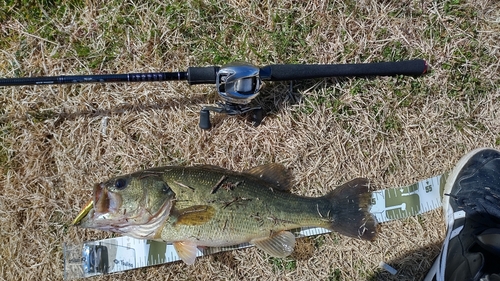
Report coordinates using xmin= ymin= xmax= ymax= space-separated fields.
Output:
xmin=370 ymin=175 xmax=445 ymax=223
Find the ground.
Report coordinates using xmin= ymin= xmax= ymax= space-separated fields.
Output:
xmin=0 ymin=0 xmax=499 ymax=280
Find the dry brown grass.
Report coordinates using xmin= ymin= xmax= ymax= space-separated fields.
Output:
xmin=1 ymin=0 xmax=499 ymax=280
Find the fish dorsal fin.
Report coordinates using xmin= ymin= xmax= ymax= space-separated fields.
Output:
xmin=173 ymin=241 xmax=198 ymax=265
xmin=250 ymin=231 xmax=295 ymax=257
xmin=195 ymin=165 xmax=229 ymax=172
xmin=244 ymin=163 xmax=291 ymax=191
xmin=174 ymin=205 xmax=215 ymax=226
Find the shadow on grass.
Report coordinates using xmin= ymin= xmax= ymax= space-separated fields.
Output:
xmin=55 ymin=98 xmax=195 ymax=125
xmin=253 ymin=74 xmax=408 ymax=118
xmin=253 ymin=77 xmax=349 ymax=114
xmin=0 ymin=87 xmax=206 ymax=123
xmin=7 ymin=78 xmax=345 ymax=127
xmin=366 ymin=241 xmax=442 ymax=281
xmin=201 ymin=238 xmax=443 ymax=280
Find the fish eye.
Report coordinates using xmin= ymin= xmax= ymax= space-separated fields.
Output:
xmin=114 ymin=178 xmax=127 ymax=190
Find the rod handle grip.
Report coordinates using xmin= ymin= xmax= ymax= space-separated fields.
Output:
xmin=187 ymin=66 xmax=219 ymax=85
xmin=261 ymin=59 xmax=428 ymax=81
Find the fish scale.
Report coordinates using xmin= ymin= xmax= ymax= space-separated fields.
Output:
xmin=157 ymin=165 xmax=362 ymax=247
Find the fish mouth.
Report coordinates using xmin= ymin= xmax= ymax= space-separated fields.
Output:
xmin=73 ymin=182 xmax=173 ymax=239
xmin=93 ymin=182 xmax=121 ymax=218
xmin=72 ymin=182 xmax=123 ymax=227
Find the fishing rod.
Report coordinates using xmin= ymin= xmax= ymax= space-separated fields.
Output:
xmin=0 ymin=59 xmax=428 ymax=129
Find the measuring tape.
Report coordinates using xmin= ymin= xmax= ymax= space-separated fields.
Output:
xmin=63 ymin=173 xmax=448 ymax=280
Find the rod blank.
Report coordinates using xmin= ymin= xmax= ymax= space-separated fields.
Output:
xmin=0 ymin=72 xmax=188 ymax=86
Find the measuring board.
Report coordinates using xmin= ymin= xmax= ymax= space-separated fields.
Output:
xmin=63 ymin=173 xmax=447 ymax=280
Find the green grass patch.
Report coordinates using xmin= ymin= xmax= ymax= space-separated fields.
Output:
xmin=27 ymin=110 xmax=56 ymax=123
xmin=354 ymin=259 xmax=369 ymax=279
xmin=1 ymin=1 xmax=82 ymax=41
xmin=298 ymin=86 xmax=357 ymax=117
xmin=268 ymin=256 xmax=297 ymax=272
xmin=269 ymin=10 xmax=316 ymax=62
xmin=0 ymin=120 xmax=13 ymax=174
xmin=383 ymin=115 xmax=402 ymax=131
xmin=329 ymin=268 xmax=342 ymax=281
xmin=314 ymin=235 xmax=327 ymax=249
xmin=381 ymin=41 xmax=408 ymax=61
xmin=0 ymin=146 xmax=9 ymax=174
xmin=443 ymin=0 xmax=471 ymax=17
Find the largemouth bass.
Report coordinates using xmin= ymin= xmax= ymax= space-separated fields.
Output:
xmin=75 ymin=164 xmax=377 ymax=264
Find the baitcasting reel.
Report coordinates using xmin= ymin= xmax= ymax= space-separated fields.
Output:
xmin=200 ymin=62 xmax=263 ymax=129
xmin=0 ymin=59 xmax=428 ymax=129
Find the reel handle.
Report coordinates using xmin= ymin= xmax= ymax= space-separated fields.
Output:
xmin=199 ymin=110 xmax=212 ymax=130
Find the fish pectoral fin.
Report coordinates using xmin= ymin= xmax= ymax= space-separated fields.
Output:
xmin=250 ymin=231 xmax=295 ymax=258
xmin=173 ymin=241 xmax=199 ymax=265
xmin=244 ymin=163 xmax=291 ymax=191
xmin=175 ymin=205 xmax=215 ymax=226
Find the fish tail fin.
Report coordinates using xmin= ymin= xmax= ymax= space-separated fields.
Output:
xmin=322 ymin=178 xmax=377 ymax=240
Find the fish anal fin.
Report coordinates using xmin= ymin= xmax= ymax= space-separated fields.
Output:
xmin=175 ymin=205 xmax=215 ymax=226
xmin=245 ymin=164 xmax=291 ymax=191
xmin=251 ymin=230 xmax=295 ymax=257
xmin=173 ymin=241 xmax=198 ymax=265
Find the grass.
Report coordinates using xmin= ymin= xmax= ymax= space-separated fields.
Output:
xmin=1 ymin=0 xmax=499 ymax=280
xmin=268 ymin=256 xmax=297 ymax=272
xmin=0 ymin=121 xmax=11 ymax=174
xmin=329 ymin=268 xmax=342 ymax=281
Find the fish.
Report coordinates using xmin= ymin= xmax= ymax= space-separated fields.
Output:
xmin=74 ymin=164 xmax=377 ymax=265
